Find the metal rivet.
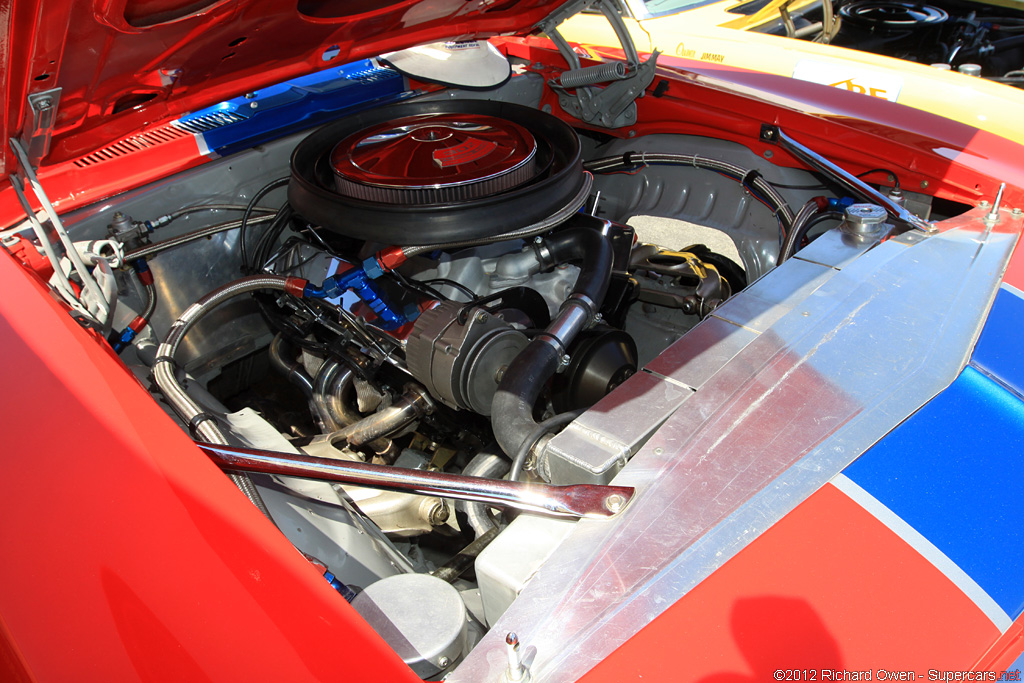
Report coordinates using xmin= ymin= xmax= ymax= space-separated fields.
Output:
xmin=920 ymin=180 xmax=929 ymax=189
xmin=763 ymin=150 xmax=773 ymax=159
xmin=654 ymin=447 xmax=663 ymax=455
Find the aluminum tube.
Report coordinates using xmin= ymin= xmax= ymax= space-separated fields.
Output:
xmin=539 ymin=300 xmax=590 ymax=352
xmin=457 ymin=452 xmax=510 ymax=538
xmin=197 ymin=442 xmax=635 ymax=520
xmin=268 ymin=334 xmax=314 ymax=398
xmin=331 ymin=386 xmax=433 ymax=447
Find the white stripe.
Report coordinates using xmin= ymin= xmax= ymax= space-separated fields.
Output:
xmin=831 ymin=474 xmax=1012 ymax=632
xmin=193 ymin=132 xmax=212 ymax=157
xmin=1000 ymin=282 xmax=1024 ymax=299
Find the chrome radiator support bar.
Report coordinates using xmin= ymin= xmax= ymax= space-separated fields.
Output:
xmin=197 ymin=442 xmax=635 ymax=520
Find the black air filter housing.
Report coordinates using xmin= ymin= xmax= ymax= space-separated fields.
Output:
xmin=289 ymin=100 xmax=585 ymax=246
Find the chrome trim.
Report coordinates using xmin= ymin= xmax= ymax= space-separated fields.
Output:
xmin=197 ymin=442 xmax=635 ymax=520
xmin=776 ymin=129 xmax=933 ymax=233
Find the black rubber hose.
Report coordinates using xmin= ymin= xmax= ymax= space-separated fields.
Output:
xmin=508 ymin=409 xmax=585 ymax=483
xmin=490 ymin=228 xmax=614 ymax=463
xmin=543 ymin=228 xmax=614 ymax=306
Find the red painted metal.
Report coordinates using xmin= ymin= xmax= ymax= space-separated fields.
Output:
xmin=498 ymin=39 xmax=1024 ymax=210
xmin=0 ymin=0 xmax=565 ymax=179
xmin=578 ymin=483 xmax=1001 ymax=681
xmin=0 ymin=249 xmax=419 ymax=681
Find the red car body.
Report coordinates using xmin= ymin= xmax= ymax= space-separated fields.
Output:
xmin=1 ymin=1 xmax=1022 ymax=680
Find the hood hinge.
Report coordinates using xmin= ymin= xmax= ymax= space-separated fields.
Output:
xmin=20 ymin=88 xmax=62 ymax=169
xmin=542 ymin=0 xmax=658 ymax=129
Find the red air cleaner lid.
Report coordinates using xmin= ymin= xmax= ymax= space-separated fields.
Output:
xmin=330 ymin=113 xmax=538 ymax=205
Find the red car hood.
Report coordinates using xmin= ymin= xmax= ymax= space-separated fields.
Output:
xmin=0 ymin=0 xmax=565 ymax=176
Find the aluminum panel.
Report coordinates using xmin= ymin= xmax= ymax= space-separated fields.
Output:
xmin=452 ymin=218 xmax=1017 ymax=683
xmin=539 ymin=370 xmax=693 ymax=485
xmin=793 ymin=225 xmax=885 ymax=270
xmin=710 ymin=257 xmax=834 ymax=332
xmin=644 ymin=314 xmax=759 ymax=389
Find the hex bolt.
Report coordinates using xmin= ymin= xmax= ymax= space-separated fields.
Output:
xmin=605 ymin=493 xmax=626 ymax=514
xmin=429 ymin=501 xmax=450 ymax=526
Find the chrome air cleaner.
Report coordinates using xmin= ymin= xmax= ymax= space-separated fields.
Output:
xmin=330 ymin=113 xmax=539 ymax=205
xmin=289 ymin=100 xmax=586 ymax=245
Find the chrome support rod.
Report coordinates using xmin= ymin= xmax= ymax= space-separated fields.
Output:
xmin=775 ymin=129 xmax=934 ymax=233
xmin=197 ymin=442 xmax=635 ymax=520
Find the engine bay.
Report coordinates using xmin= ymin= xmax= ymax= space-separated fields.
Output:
xmin=781 ymin=0 xmax=1024 ymax=85
xmin=4 ymin=42 xmax=986 ymax=677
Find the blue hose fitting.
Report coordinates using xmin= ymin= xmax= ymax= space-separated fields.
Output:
xmin=303 ymin=267 xmax=406 ymax=330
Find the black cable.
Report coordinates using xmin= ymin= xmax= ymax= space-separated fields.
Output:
xmin=856 ymin=168 xmax=901 ymax=191
xmin=803 ymin=210 xmax=845 ymax=233
xmin=508 ymin=409 xmax=586 ymax=482
xmin=240 ymin=177 xmax=289 ymax=273
xmin=253 ymin=204 xmax=295 ymax=271
xmin=390 ymin=269 xmax=450 ymax=302
xmin=422 ymin=278 xmax=478 ymax=301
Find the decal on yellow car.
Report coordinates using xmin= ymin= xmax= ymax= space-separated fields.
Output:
xmin=676 ymin=43 xmax=725 ymax=63
xmin=792 ymin=60 xmax=903 ymax=102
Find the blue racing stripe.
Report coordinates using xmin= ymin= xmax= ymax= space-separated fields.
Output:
xmin=177 ymin=59 xmax=407 ymax=157
xmin=843 ymin=365 xmax=1024 ymax=621
xmin=972 ymin=286 xmax=1024 ymax=399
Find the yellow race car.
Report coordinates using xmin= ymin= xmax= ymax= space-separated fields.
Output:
xmin=560 ymin=0 xmax=1024 ymax=143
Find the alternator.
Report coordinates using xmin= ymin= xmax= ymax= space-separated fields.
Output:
xmin=406 ymin=301 xmax=527 ymax=415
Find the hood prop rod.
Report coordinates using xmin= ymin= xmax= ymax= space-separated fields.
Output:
xmin=196 ymin=442 xmax=635 ymax=520
xmin=767 ymin=126 xmax=934 ymax=233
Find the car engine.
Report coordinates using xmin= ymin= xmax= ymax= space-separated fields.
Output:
xmin=7 ymin=47 xmax=964 ymax=676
